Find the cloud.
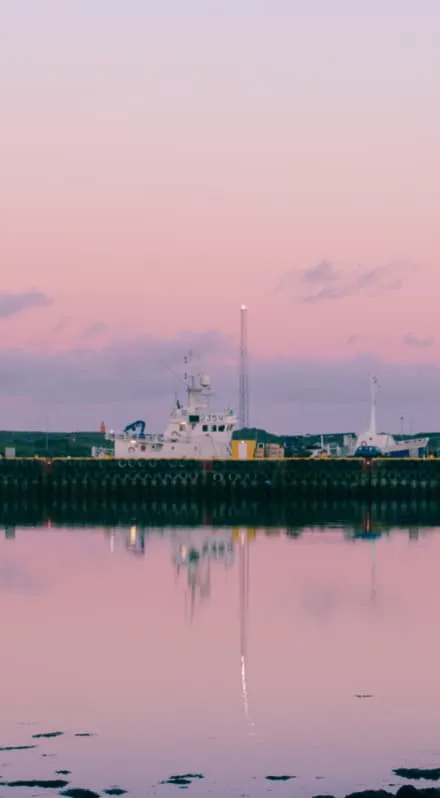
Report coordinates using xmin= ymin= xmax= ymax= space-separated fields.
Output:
xmin=83 ymin=321 xmax=107 ymax=337
xmin=53 ymin=317 xmax=69 ymax=334
xmin=403 ymin=332 xmax=435 ymax=348
xmin=0 ymin=327 xmax=233 ymax=408
xmin=300 ymin=260 xmax=337 ymax=284
xmin=0 ymin=331 xmax=439 ymax=434
xmin=0 ymin=291 xmax=52 ymax=319
xmin=280 ymin=260 xmax=407 ymax=303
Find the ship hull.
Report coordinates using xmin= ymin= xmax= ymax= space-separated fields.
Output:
xmin=114 ymin=437 xmax=232 ymax=460
xmin=354 ymin=442 xmax=428 ymax=458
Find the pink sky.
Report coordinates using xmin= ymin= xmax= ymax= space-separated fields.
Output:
xmin=1 ymin=0 xmax=440 ymax=431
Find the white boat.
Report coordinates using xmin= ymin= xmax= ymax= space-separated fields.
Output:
xmin=352 ymin=376 xmax=429 ymax=458
xmin=105 ymin=358 xmax=238 ymax=459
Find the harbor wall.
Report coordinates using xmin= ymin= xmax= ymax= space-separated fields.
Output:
xmin=1 ymin=456 xmax=440 ymax=500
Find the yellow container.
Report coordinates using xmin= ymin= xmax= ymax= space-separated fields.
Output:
xmin=231 ymin=439 xmax=257 ymax=460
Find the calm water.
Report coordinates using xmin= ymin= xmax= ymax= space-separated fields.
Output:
xmin=1 ymin=516 xmax=440 ymax=797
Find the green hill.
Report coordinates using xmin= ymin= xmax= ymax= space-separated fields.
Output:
xmin=0 ymin=427 xmax=439 ymax=458
xmin=0 ymin=430 xmax=105 ymax=458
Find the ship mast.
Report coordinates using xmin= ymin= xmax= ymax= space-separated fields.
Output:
xmin=183 ymin=350 xmax=210 ymax=414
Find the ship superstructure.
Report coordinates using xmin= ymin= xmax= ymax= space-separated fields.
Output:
xmin=106 ymin=356 xmax=237 ymax=459
xmin=171 ymin=528 xmax=234 ymax=619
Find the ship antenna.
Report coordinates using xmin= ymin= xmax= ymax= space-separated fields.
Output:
xmin=183 ymin=349 xmax=195 ymax=387
xmin=159 ymin=358 xmax=186 ymax=389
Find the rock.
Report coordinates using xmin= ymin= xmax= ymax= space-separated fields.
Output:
xmin=160 ymin=774 xmax=204 ymax=788
xmin=396 ymin=789 xmax=440 ymax=798
xmin=160 ymin=777 xmax=191 ymax=787
xmin=394 ymin=769 xmax=440 ymax=782
xmin=0 ymin=779 xmax=69 ymax=789
xmin=346 ymin=791 xmax=393 ymax=798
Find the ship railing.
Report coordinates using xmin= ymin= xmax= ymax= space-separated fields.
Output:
xmin=111 ymin=432 xmax=165 ymax=443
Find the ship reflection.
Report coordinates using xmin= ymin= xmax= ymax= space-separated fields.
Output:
xmin=171 ymin=526 xmax=258 ymax=736
xmin=343 ymin=509 xmax=379 ymax=604
xmin=171 ymin=529 xmax=234 ymax=621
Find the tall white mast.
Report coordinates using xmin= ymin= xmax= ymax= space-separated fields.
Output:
xmin=239 ymin=305 xmax=249 ymax=429
xmin=369 ymin=375 xmax=378 ymax=434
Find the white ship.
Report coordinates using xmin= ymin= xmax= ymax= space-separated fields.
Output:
xmin=352 ymin=376 xmax=429 ymax=458
xmin=105 ymin=359 xmax=238 ymax=459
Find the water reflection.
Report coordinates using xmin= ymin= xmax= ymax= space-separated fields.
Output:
xmin=104 ymin=525 xmax=145 ymax=557
xmin=1 ymin=511 xmax=440 ymax=797
xmin=4 ymin=502 xmax=437 ymax=543
xmin=1 ymin=498 xmax=440 ymax=531
xmin=171 ymin=529 xmax=234 ymax=622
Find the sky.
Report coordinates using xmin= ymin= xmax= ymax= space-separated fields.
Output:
xmin=1 ymin=0 xmax=440 ymax=433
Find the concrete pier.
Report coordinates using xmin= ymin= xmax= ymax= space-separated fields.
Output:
xmin=0 ymin=456 xmax=440 ymax=500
